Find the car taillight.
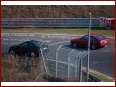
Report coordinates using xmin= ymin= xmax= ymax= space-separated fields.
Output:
xmin=100 ymin=40 xmax=104 ymax=44
xmin=100 ymin=40 xmax=108 ymax=44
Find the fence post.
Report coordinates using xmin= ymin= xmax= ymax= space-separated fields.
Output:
xmin=39 ymin=41 xmax=48 ymax=76
xmin=31 ymin=56 xmax=34 ymax=73
xmin=75 ymin=57 xmax=77 ymax=80
xmin=40 ymin=48 xmax=48 ymax=77
xmin=78 ymin=51 xmax=88 ymax=82
xmin=68 ymin=49 xmax=75 ymax=80
xmin=76 ymin=52 xmax=82 ymax=82
xmin=56 ymin=45 xmax=62 ymax=78
xmin=87 ymin=13 xmax=91 ymax=81
xmin=75 ymin=52 xmax=82 ymax=80
xmin=26 ymin=57 xmax=28 ymax=66
xmin=79 ymin=58 xmax=82 ymax=82
xmin=77 ymin=58 xmax=81 ymax=82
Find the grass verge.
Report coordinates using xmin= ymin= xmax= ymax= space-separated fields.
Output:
xmin=2 ymin=28 xmax=114 ymax=37
xmin=2 ymin=54 xmax=78 ymax=82
xmin=89 ymin=72 xmax=113 ymax=82
xmin=82 ymin=69 xmax=114 ymax=82
xmin=2 ymin=54 xmax=46 ymax=82
xmin=2 ymin=54 xmax=113 ymax=82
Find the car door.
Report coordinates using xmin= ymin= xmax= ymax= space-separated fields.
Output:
xmin=90 ymin=36 xmax=98 ymax=46
xmin=27 ymin=43 xmax=37 ymax=54
xmin=79 ymin=36 xmax=88 ymax=47
xmin=15 ymin=42 xmax=28 ymax=56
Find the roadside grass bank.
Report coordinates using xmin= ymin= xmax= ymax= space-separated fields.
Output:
xmin=2 ymin=55 xmax=46 ymax=82
xmin=2 ymin=28 xmax=114 ymax=37
xmin=2 ymin=54 xmax=114 ymax=82
xmin=2 ymin=54 xmax=83 ymax=82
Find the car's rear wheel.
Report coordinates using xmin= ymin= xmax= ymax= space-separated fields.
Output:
xmin=91 ymin=44 xmax=96 ymax=50
xmin=9 ymin=49 xmax=15 ymax=56
xmin=72 ymin=42 xmax=78 ymax=48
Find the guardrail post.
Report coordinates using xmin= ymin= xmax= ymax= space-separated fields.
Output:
xmin=56 ymin=45 xmax=62 ymax=78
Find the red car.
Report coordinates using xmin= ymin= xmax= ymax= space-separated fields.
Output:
xmin=70 ymin=34 xmax=110 ymax=50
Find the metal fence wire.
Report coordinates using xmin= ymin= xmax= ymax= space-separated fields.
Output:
xmin=46 ymin=45 xmax=82 ymax=80
xmin=2 ymin=45 xmax=102 ymax=82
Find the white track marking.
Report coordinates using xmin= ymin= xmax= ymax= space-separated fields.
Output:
xmin=1 ymin=34 xmax=35 ymax=36
xmin=92 ymin=61 xmax=113 ymax=64
xmin=48 ymin=41 xmax=69 ymax=46
xmin=41 ymin=35 xmax=76 ymax=39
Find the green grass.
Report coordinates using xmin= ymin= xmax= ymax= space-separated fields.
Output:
xmin=2 ymin=28 xmax=114 ymax=37
xmin=89 ymin=72 xmax=113 ymax=82
xmin=82 ymin=69 xmax=114 ymax=82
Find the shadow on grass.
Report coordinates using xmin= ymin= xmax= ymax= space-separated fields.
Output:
xmin=43 ymin=75 xmax=66 ymax=82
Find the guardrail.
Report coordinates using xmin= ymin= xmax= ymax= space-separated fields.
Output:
xmin=2 ymin=18 xmax=99 ymax=28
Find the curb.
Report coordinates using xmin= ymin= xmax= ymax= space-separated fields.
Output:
xmin=82 ymin=67 xmax=115 ymax=81
xmin=82 ymin=71 xmax=103 ymax=82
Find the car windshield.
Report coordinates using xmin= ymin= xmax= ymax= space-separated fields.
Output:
xmin=95 ymin=35 xmax=106 ymax=40
xmin=33 ymin=41 xmax=42 ymax=47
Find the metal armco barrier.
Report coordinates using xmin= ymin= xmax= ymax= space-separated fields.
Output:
xmin=1 ymin=18 xmax=99 ymax=28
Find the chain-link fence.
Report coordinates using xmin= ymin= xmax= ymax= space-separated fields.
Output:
xmin=46 ymin=45 xmax=88 ymax=81
xmin=2 ymin=44 xmax=103 ymax=82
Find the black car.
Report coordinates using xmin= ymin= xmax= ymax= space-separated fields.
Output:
xmin=9 ymin=40 xmax=49 ymax=57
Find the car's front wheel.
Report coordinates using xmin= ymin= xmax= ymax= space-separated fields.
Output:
xmin=72 ymin=42 xmax=78 ymax=48
xmin=9 ymin=49 xmax=15 ymax=56
xmin=91 ymin=44 xmax=97 ymax=50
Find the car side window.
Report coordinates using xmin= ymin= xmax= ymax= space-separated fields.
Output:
xmin=81 ymin=36 xmax=88 ymax=40
xmin=28 ymin=43 xmax=35 ymax=48
xmin=90 ymin=36 xmax=97 ymax=41
xmin=19 ymin=43 xmax=28 ymax=48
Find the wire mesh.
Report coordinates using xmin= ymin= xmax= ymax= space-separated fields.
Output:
xmin=46 ymin=45 xmax=81 ymax=79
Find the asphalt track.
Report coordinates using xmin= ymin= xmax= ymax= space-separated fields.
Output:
xmin=1 ymin=33 xmax=115 ymax=78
